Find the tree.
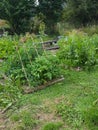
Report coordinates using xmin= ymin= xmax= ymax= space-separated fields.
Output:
xmin=38 ymin=0 xmax=64 ymax=34
xmin=0 ymin=0 xmax=36 ymax=34
xmin=63 ymin=0 xmax=98 ymax=26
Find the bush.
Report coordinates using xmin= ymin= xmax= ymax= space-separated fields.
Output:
xmin=57 ymin=31 xmax=98 ymax=69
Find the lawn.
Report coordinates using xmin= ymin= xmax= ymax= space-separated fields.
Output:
xmin=0 ymin=68 xmax=98 ymax=130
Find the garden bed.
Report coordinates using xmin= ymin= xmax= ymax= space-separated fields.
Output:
xmin=23 ymin=77 xmax=64 ymax=94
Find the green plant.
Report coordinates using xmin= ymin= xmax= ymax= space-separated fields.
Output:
xmin=82 ymin=25 xmax=98 ymax=36
xmin=63 ymin=0 xmax=98 ymax=26
xmin=0 ymin=0 xmax=36 ymax=34
xmin=3 ymin=36 xmax=61 ymax=87
xmin=27 ymin=54 xmax=62 ymax=87
xmin=56 ymin=101 xmax=83 ymax=128
xmin=0 ymin=81 xmax=21 ymax=109
xmin=42 ymin=122 xmax=63 ymax=130
xmin=83 ymin=101 xmax=98 ymax=129
xmin=38 ymin=0 xmax=64 ymax=34
xmin=0 ymin=35 xmax=18 ymax=59
xmin=4 ymin=40 xmax=43 ymax=86
xmin=11 ymin=110 xmax=38 ymax=130
xmin=1 ymin=65 xmax=98 ymax=130
xmin=57 ymin=31 xmax=98 ymax=69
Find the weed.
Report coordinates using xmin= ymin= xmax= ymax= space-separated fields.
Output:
xmin=11 ymin=110 xmax=38 ymax=130
xmin=83 ymin=102 xmax=98 ymax=129
xmin=42 ymin=122 xmax=63 ymax=130
xmin=0 ymin=82 xmax=21 ymax=109
xmin=56 ymin=101 xmax=83 ymax=128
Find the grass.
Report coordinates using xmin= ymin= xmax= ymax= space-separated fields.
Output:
xmin=1 ymin=68 xmax=97 ymax=130
xmin=42 ymin=122 xmax=63 ymax=130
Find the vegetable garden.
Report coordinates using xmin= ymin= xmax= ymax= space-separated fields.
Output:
xmin=0 ymin=31 xmax=98 ymax=130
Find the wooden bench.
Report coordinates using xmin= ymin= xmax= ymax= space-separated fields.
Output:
xmin=41 ymin=38 xmax=60 ymax=50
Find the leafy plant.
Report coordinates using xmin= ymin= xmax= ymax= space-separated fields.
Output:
xmin=0 ymin=35 xmax=18 ymax=59
xmin=27 ymin=54 xmax=62 ymax=87
xmin=0 ymin=81 xmax=21 ymax=109
xmin=4 ymin=40 xmax=43 ymax=86
xmin=57 ymin=31 xmax=98 ymax=69
xmin=3 ymin=36 xmax=61 ymax=87
xmin=56 ymin=101 xmax=83 ymax=128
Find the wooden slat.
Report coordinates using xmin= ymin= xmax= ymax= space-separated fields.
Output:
xmin=46 ymin=46 xmax=59 ymax=50
xmin=41 ymin=39 xmax=58 ymax=45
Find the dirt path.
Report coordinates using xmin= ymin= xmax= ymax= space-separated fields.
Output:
xmin=0 ymin=110 xmax=7 ymax=130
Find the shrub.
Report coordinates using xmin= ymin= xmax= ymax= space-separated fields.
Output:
xmin=57 ymin=31 xmax=98 ymax=69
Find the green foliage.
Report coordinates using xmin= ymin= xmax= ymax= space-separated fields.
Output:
xmin=6 ymin=51 xmax=61 ymax=87
xmin=0 ymin=0 xmax=36 ymax=34
xmin=5 ymin=41 xmax=43 ymax=86
xmin=0 ymin=35 xmax=18 ymax=59
xmin=1 ymin=34 xmax=42 ymax=58
xmin=1 ymin=34 xmax=61 ymax=87
xmin=2 ymin=65 xmax=98 ymax=130
xmin=28 ymin=54 xmax=61 ymax=86
xmin=83 ymin=101 xmax=98 ymax=129
xmin=0 ymin=34 xmax=62 ymax=89
xmin=56 ymin=100 xmax=98 ymax=129
xmin=42 ymin=122 xmax=63 ymax=130
xmin=0 ymin=0 xmax=64 ymax=34
xmin=57 ymin=31 xmax=98 ymax=69
xmin=0 ymin=81 xmax=21 ymax=108
xmin=11 ymin=110 xmax=38 ymax=130
xmin=31 ymin=14 xmax=46 ymax=34
xmin=82 ymin=25 xmax=98 ymax=36
xmin=63 ymin=0 xmax=98 ymax=26
xmin=56 ymin=102 xmax=83 ymax=128
xmin=38 ymin=0 xmax=64 ymax=34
